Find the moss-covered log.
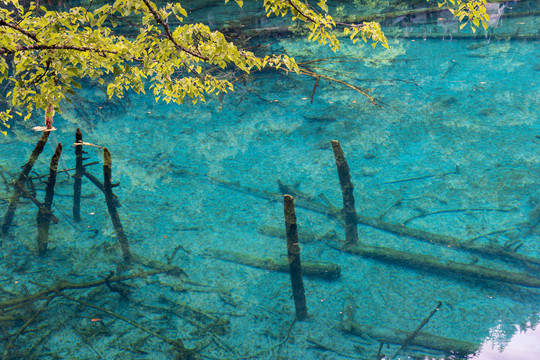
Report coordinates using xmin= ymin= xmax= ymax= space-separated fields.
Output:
xmin=330 ymin=242 xmax=540 ymax=289
xmin=354 ymin=214 xmax=540 ymax=268
xmin=204 ymin=249 xmax=340 ymax=280
xmin=180 ymin=170 xmax=540 ymax=268
xmin=345 ymin=321 xmax=479 ymax=357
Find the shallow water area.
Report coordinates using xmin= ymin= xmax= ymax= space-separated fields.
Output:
xmin=0 ymin=0 xmax=539 ymax=359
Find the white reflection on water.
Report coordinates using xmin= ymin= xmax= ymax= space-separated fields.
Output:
xmin=473 ymin=322 xmax=540 ymax=360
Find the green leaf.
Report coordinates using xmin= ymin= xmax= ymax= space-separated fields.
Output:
xmin=67 ymin=67 xmax=79 ymax=76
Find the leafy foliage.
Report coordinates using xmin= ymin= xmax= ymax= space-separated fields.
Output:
xmin=429 ymin=0 xmax=490 ymax=32
xmin=0 ymin=0 xmax=486 ymax=134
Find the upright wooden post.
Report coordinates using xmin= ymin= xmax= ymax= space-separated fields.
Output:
xmin=284 ymin=195 xmax=307 ymax=321
xmin=331 ymin=140 xmax=359 ymax=246
xmin=73 ymin=128 xmax=84 ymax=221
xmin=103 ymin=147 xmax=131 ymax=263
xmin=37 ymin=143 xmax=62 ymax=255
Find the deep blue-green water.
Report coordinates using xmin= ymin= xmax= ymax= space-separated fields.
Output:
xmin=1 ymin=1 xmax=539 ymax=359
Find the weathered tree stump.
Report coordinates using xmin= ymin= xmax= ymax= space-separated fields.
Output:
xmin=284 ymin=195 xmax=307 ymax=320
xmin=37 ymin=143 xmax=62 ymax=255
xmin=73 ymin=128 xmax=84 ymax=221
xmin=331 ymin=140 xmax=359 ymax=246
xmin=103 ymin=147 xmax=131 ymax=263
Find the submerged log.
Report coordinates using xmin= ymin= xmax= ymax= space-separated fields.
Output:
xmin=330 ymin=242 xmax=540 ymax=289
xmin=394 ymin=33 xmax=540 ymax=41
xmin=204 ymin=249 xmax=341 ymax=280
xmin=0 ymin=270 xmax=165 ymax=311
xmin=179 ymin=170 xmax=540 ymax=268
xmin=354 ymin=214 xmax=540 ymax=268
xmin=392 ymin=301 xmax=442 ymax=358
xmin=345 ymin=321 xmax=480 ymax=357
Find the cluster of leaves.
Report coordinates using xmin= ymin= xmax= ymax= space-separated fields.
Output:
xmin=0 ymin=0 xmax=299 ymax=131
xmin=0 ymin=0 xmax=487 ymax=134
xmin=0 ymin=0 xmax=389 ymax=133
xmin=430 ymin=0 xmax=490 ymax=32
xmin=263 ymin=0 xmax=388 ymax=51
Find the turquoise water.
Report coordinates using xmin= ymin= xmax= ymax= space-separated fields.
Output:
xmin=1 ymin=1 xmax=539 ymax=359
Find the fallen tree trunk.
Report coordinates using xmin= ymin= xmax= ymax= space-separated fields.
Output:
xmin=176 ymin=170 xmax=540 ymax=269
xmin=329 ymin=242 xmax=540 ymax=289
xmin=0 ymin=270 xmax=165 ymax=311
xmin=345 ymin=321 xmax=479 ymax=357
xmin=204 ymin=249 xmax=341 ymax=280
xmin=354 ymin=214 xmax=540 ymax=268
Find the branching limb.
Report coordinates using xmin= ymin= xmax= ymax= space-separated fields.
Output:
xmin=0 ymin=44 xmax=118 ymax=55
xmin=0 ymin=20 xmax=38 ymax=42
xmin=140 ymin=0 xmax=209 ymax=61
xmin=60 ymin=293 xmax=193 ymax=355
xmin=298 ymin=67 xmax=380 ymax=105
xmin=1 ymin=296 xmax=55 ymax=360
xmin=0 ymin=270 xmax=165 ymax=311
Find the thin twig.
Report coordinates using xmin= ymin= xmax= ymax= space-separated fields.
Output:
xmin=392 ymin=301 xmax=442 ymax=358
xmin=0 ymin=270 xmax=165 ymax=311
xmin=30 ymin=161 xmax=99 ymax=180
xmin=299 ymin=67 xmax=379 ymax=105
xmin=2 ymin=296 xmax=55 ymax=360
xmin=60 ymin=293 xmax=190 ymax=351
xmin=402 ymin=207 xmax=514 ymax=226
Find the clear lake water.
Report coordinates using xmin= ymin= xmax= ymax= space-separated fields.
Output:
xmin=0 ymin=0 xmax=539 ymax=359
